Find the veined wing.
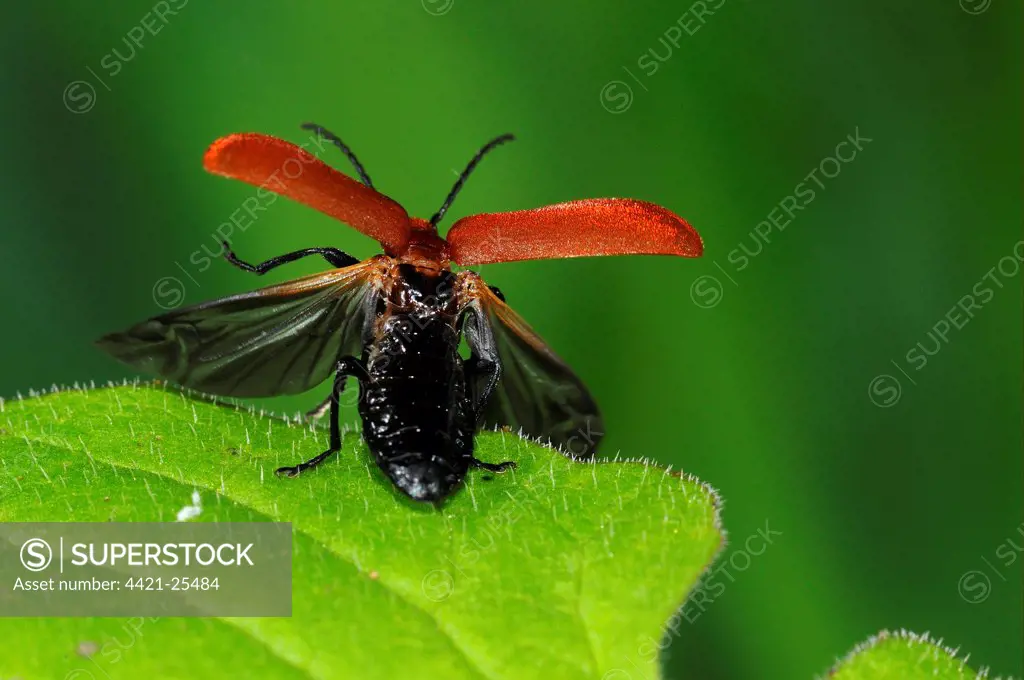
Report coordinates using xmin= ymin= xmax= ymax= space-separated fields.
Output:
xmin=97 ymin=258 xmax=390 ymax=397
xmin=460 ymin=274 xmax=603 ymax=457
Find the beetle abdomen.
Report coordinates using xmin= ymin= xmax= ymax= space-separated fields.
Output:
xmin=359 ymin=310 xmax=474 ymax=500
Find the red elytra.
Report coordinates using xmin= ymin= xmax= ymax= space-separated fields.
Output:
xmin=202 ymin=133 xmax=704 ymax=267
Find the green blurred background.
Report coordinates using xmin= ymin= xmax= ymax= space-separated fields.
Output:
xmin=2 ymin=1 xmax=1020 ymax=677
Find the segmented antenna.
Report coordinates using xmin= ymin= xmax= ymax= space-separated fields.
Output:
xmin=430 ymin=133 xmax=515 ymax=226
xmin=300 ymin=122 xmax=375 ymax=188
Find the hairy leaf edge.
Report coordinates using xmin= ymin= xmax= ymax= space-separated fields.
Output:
xmin=822 ymin=629 xmax=1018 ymax=680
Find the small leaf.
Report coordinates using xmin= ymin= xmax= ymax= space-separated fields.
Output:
xmin=0 ymin=383 xmax=722 ymax=680
xmin=826 ymin=629 xmax=998 ymax=680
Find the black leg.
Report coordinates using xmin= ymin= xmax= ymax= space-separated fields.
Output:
xmin=466 ymin=354 xmax=500 ymax=424
xmin=222 ymin=242 xmax=359 ymax=275
xmin=461 ymin=304 xmax=516 ymax=471
xmin=276 ymin=357 xmax=363 ymax=477
xmin=470 ymin=457 xmax=516 ymax=473
xmin=460 ymin=303 xmax=502 ymax=422
xmin=488 ymin=286 xmax=506 ymax=302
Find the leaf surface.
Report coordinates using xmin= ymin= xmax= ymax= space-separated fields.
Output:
xmin=826 ymin=630 xmax=989 ymax=680
xmin=0 ymin=383 xmax=722 ymax=680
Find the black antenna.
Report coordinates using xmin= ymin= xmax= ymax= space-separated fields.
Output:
xmin=430 ymin=133 xmax=515 ymax=226
xmin=300 ymin=122 xmax=374 ymax=188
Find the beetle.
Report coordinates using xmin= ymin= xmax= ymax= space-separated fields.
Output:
xmin=97 ymin=124 xmax=703 ymax=503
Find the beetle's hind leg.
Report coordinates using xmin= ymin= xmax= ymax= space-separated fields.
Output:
xmin=276 ymin=445 xmax=338 ymax=477
xmin=470 ymin=457 xmax=517 ymax=473
xmin=276 ymin=357 xmax=363 ymax=477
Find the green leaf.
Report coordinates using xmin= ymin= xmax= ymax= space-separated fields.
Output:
xmin=0 ymin=382 xmax=722 ymax=680
xmin=826 ymin=630 xmax=992 ymax=680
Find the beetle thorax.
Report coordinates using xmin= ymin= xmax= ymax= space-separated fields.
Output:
xmin=397 ymin=217 xmax=450 ymax=268
xmin=389 ymin=263 xmax=457 ymax=316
